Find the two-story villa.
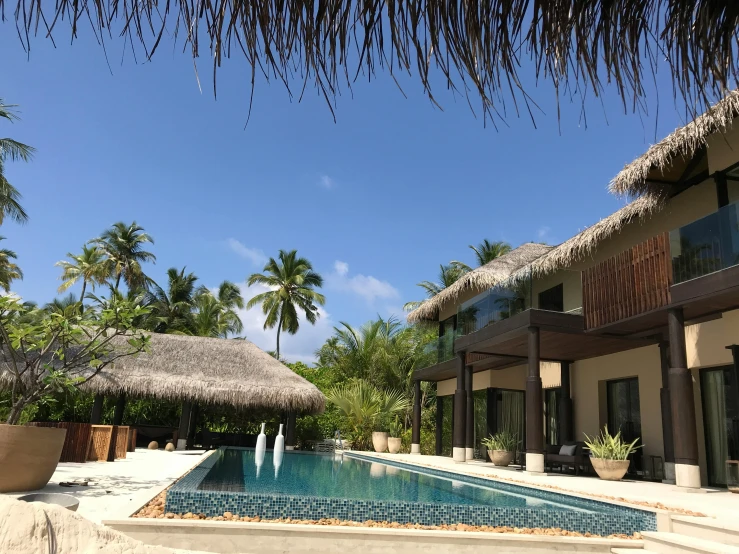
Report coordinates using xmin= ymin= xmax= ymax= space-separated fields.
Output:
xmin=408 ymin=91 xmax=739 ymax=490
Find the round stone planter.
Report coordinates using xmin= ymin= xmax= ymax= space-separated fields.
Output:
xmin=387 ymin=437 xmax=402 ymax=454
xmin=0 ymin=424 xmax=66 ymax=493
xmin=372 ymin=432 xmax=389 ymax=453
xmin=591 ymin=458 xmax=630 ymax=481
xmin=18 ymin=493 xmax=79 ymax=512
xmin=488 ymin=449 xmax=514 ymax=467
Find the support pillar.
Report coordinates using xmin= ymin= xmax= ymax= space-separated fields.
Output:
xmin=667 ymin=308 xmax=700 ymax=488
xmin=90 ymin=394 xmax=104 ymax=424
xmin=465 ymin=365 xmax=474 ymax=460
xmin=659 ymin=342 xmax=676 ymax=483
xmin=186 ymin=404 xmax=199 ymax=450
xmin=177 ymin=401 xmax=192 ymax=450
xmin=526 ymin=327 xmax=544 ymax=473
xmin=411 ymin=380 xmax=422 ymax=454
xmin=435 ymin=394 xmax=443 ymax=456
xmin=453 ymin=351 xmax=467 ymax=462
xmin=286 ymin=411 xmax=297 ymax=450
xmin=112 ymin=394 xmax=126 ymax=426
xmin=558 ymin=361 xmax=573 ymax=443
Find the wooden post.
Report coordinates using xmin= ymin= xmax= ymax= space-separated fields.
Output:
xmin=435 ymin=394 xmax=443 ymax=456
xmin=177 ymin=402 xmax=192 ymax=450
xmin=558 ymin=361 xmax=573 ymax=443
xmin=286 ymin=411 xmax=297 ymax=450
xmin=526 ymin=326 xmax=544 ymax=472
xmin=112 ymin=394 xmax=126 ymax=425
xmin=90 ymin=394 xmax=104 ymax=424
xmin=453 ymin=351 xmax=467 ymax=462
xmin=186 ymin=404 xmax=199 ymax=450
xmin=667 ymin=308 xmax=700 ymax=488
xmin=411 ymin=380 xmax=422 ymax=454
xmin=465 ymin=364 xmax=474 ymax=460
xmin=659 ymin=342 xmax=676 ymax=483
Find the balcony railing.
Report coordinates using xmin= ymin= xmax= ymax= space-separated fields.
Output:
xmin=669 ymin=200 xmax=739 ymax=284
xmin=419 ymin=330 xmax=460 ymax=368
xmin=456 ymin=274 xmax=533 ymax=336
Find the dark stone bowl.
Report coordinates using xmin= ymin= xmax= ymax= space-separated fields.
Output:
xmin=17 ymin=493 xmax=80 ymax=512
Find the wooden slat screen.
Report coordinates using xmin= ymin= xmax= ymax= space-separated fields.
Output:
xmin=582 ymin=233 xmax=672 ymax=330
xmin=87 ymin=425 xmax=114 ymax=462
xmin=28 ymin=422 xmax=92 ymax=463
xmin=113 ymin=426 xmax=130 ymax=460
xmin=127 ymin=428 xmax=138 ymax=452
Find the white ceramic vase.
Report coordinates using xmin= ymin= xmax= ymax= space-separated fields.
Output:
xmin=255 ymin=423 xmax=266 ymax=477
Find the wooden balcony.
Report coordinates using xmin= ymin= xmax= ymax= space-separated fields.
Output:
xmin=582 ymin=233 xmax=673 ymax=330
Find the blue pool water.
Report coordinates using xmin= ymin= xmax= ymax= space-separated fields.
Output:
xmin=165 ymin=447 xmax=657 ymax=535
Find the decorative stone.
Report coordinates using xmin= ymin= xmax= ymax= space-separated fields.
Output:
xmin=147 ymin=441 xmax=159 ymax=450
xmin=165 ymin=442 xmax=175 ymax=452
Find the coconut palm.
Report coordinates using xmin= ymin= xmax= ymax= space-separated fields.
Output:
xmin=144 ymin=267 xmax=198 ymax=334
xmin=43 ymin=293 xmax=81 ymax=315
xmin=246 ymin=249 xmax=325 ymax=359
xmin=452 ymin=239 xmax=512 ymax=271
xmin=91 ymin=221 xmax=155 ymax=291
xmin=56 ymin=245 xmax=111 ymax=303
xmin=191 ymin=281 xmax=244 ymax=338
xmin=403 ymin=263 xmax=468 ymax=311
xmin=0 ymin=237 xmax=22 ymax=291
xmin=0 ymin=101 xmax=34 ymax=225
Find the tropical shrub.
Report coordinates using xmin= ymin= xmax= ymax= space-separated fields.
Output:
xmin=583 ymin=426 xmax=641 ymax=460
xmin=481 ymin=430 xmax=519 ymax=452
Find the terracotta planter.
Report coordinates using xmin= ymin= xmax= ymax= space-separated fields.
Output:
xmin=372 ymin=432 xmax=389 ymax=453
xmin=387 ymin=437 xmax=402 ymax=454
xmin=0 ymin=424 xmax=66 ymax=493
xmin=488 ymin=449 xmax=514 ymax=467
xmin=591 ymin=458 xmax=630 ymax=481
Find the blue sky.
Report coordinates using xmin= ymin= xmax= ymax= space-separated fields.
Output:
xmin=1 ymin=28 xmax=694 ymax=362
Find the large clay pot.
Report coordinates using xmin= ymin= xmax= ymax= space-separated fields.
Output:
xmin=372 ymin=431 xmax=389 ymax=453
xmin=591 ymin=458 xmax=630 ymax=481
xmin=0 ymin=424 xmax=66 ymax=493
xmin=488 ymin=450 xmax=514 ymax=467
xmin=387 ymin=437 xmax=402 ymax=454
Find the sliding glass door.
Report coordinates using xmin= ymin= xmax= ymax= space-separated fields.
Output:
xmin=701 ymin=367 xmax=739 ymax=487
xmin=607 ymin=378 xmax=642 ymax=473
xmin=545 ymin=388 xmax=560 ymax=446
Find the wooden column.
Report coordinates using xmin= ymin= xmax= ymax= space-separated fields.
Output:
xmin=435 ymin=394 xmax=443 ymax=456
xmin=558 ymin=361 xmax=573 ymax=443
xmin=285 ymin=411 xmax=297 ymax=450
xmin=659 ymin=342 xmax=676 ymax=482
xmin=526 ymin=327 xmax=544 ymax=472
xmin=186 ymin=404 xmax=199 ymax=450
xmin=411 ymin=380 xmax=422 ymax=454
xmin=112 ymin=394 xmax=126 ymax=425
xmin=465 ymin=364 xmax=474 ymax=460
xmin=453 ymin=351 xmax=467 ymax=462
xmin=177 ymin=401 xmax=192 ymax=450
xmin=90 ymin=394 xmax=104 ymax=424
xmin=667 ymin=308 xmax=700 ymax=488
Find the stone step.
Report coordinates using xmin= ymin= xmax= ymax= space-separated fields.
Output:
xmin=642 ymin=531 xmax=739 ymax=554
xmin=672 ymin=516 xmax=739 ymax=546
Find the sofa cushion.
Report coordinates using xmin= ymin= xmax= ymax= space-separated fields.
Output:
xmin=559 ymin=444 xmax=577 ymax=456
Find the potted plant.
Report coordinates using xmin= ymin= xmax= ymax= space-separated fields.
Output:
xmin=387 ymin=416 xmax=403 ymax=454
xmin=372 ymin=413 xmax=390 ymax=453
xmin=584 ymin=426 xmax=641 ymax=481
xmin=0 ymin=296 xmax=149 ymax=492
xmin=481 ymin=431 xmax=519 ymax=467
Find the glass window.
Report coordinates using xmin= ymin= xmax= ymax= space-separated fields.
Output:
xmin=607 ymin=378 xmax=642 ymax=473
xmin=545 ymin=388 xmax=560 ymax=445
xmin=701 ymin=367 xmax=739 ymax=487
xmin=538 ymin=284 xmax=564 ymax=312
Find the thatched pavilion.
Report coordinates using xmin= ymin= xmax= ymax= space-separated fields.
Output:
xmin=82 ymin=333 xmax=325 ymax=450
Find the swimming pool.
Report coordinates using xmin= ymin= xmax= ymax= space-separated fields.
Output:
xmin=165 ymin=447 xmax=656 ymax=535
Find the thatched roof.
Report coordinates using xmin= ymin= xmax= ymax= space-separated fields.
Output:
xmin=5 ymin=0 xmax=738 ymax=124
xmin=502 ymin=193 xmax=666 ymax=285
xmin=406 ymin=243 xmax=553 ymax=323
xmin=2 ymin=333 xmax=325 ymax=414
xmin=609 ymin=90 xmax=739 ymax=197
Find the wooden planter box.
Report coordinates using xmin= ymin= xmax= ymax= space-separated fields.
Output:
xmin=87 ymin=425 xmax=114 ymax=462
xmin=29 ymin=422 xmax=93 ymax=464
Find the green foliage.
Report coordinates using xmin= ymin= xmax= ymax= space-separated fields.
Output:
xmin=91 ymin=221 xmax=156 ymax=291
xmin=0 ymin=294 xmax=151 ymax=424
xmin=0 ymin=236 xmax=22 ymax=292
xmin=0 ymin=100 xmax=33 ymax=225
xmin=389 ymin=415 xmax=403 ymax=438
xmin=481 ymin=430 xmax=520 ymax=452
xmin=583 ymin=426 xmax=641 ymax=460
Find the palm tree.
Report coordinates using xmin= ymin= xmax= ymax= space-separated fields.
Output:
xmin=56 ymin=245 xmax=110 ymax=303
xmin=246 ymin=249 xmax=325 ymax=359
xmin=144 ymin=267 xmax=198 ymax=334
xmin=91 ymin=221 xmax=155 ymax=291
xmin=43 ymin=293 xmax=80 ymax=315
xmin=191 ymin=281 xmax=244 ymax=338
xmin=0 ymin=101 xmax=34 ymax=225
xmin=0 ymin=237 xmax=22 ymax=291
xmin=403 ymin=263 xmax=467 ymax=311
xmin=453 ymin=239 xmax=512 ymax=271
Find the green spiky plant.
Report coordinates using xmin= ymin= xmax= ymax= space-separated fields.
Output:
xmin=583 ymin=426 xmax=641 ymax=460
xmin=481 ymin=430 xmax=519 ymax=452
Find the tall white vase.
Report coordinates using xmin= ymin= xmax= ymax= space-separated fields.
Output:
xmin=273 ymin=424 xmax=285 ymax=479
xmin=255 ymin=423 xmax=266 ymax=478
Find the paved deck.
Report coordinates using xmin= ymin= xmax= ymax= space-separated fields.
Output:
xmin=4 ymin=448 xmax=209 ymax=523
xmin=355 ymin=452 xmax=739 ymax=520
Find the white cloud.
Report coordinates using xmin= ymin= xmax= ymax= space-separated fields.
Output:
xmin=326 ymin=260 xmax=400 ymax=304
xmin=319 ymin=174 xmax=335 ymax=189
xmin=227 ymin=239 xmax=267 ymax=266
xmin=230 ymin=281 xmax=334 ymax=365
